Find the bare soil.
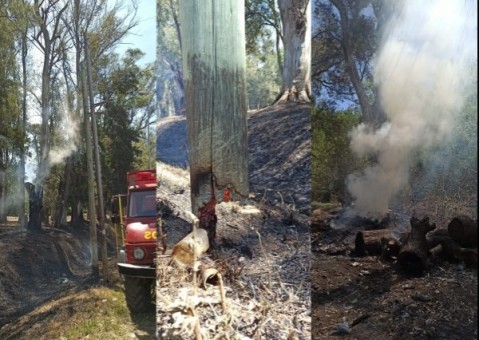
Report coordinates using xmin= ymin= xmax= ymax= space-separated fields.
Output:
xmin=155 ymin=103 xmax=312 ymax=339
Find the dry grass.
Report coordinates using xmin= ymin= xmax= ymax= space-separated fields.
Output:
xmin=156 ymin=230 xmax=311 ymax=339
xmin=157 ymin=162 xmax=190 ymax=188
xmin=1 ymin=284 xmax=155 ymax=340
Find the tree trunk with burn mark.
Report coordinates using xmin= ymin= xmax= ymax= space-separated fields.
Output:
xmin=398 ymin=216 xmax=436 ymax=275
xmin=275 ymin=0 xmax=311 ymax=104
xmin=25 ymin=182 xmax=43 ymax=232
xmin=179 ymin=0 xmax=249 ymax=243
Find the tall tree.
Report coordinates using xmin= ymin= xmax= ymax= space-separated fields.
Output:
xmin=312 ymin=0 xmax=393 ymax=123
xmin=275 ymin=0 xmax=312 ymax=103
xmin=245 ymin=0 xmax=283 ymax=78
xmin=157 ymin=0 xmax=184 ymax=118
xmin=95 ymin=49 xmax=154 ymax=201
xmin=179 ymin=0 xmax=249 ymax=243
xmin=28 ymin=0 xmax=69 ymax=231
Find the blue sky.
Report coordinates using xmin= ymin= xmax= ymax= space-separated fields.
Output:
xmin=113 ymin=0 xmax=156 ymax=66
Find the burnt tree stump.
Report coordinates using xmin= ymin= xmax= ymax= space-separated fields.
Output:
xmin=398 ymin=216 xmax=436 ymax=275
xmin=448 ymin=215 xmax=477 ymax=248
xmin=25 ymin=182 xmax=43 ymax=233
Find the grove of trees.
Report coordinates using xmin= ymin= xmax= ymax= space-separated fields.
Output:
xmin=156 ymin=0 xmax=313 ymax=118
xmin=0 ymin=1 xmax=156 ymax=249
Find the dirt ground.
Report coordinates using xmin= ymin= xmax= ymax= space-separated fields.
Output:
xmin=155 ymin=103 xmax=312 ymax=339
xmin=311 ymin=202 xmax=478 ymax=340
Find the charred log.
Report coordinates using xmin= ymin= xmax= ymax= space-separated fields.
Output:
xmin=398 ymin=216 xmax=436 ymax=275
xmin=427 ymin=228 xmax=477 ymax=267
xmin=354 ymin=229 xmax=401 ymax=257
xmin=447 ymin=215 xmax=477 ymax=248
xmin=426 ymin=228 xmax=451 ymax=249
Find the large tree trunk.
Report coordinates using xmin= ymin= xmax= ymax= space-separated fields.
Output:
xmin=179 ymin=0 xmax=249 ymax=244
xmin=85 ymin=33 xmax=108 ymax=282
xmin=19 ymin=24 xmax=28 ymax=229
xmin=275 ymin=0 xmax=311 ymax=104
xmin=25 ymin=182 xmax=43 ymax=232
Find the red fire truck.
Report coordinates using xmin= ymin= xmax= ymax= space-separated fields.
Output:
xmin=113 ymin=169 xmax=157 ymax=312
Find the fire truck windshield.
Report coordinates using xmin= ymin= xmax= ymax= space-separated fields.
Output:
xmin=128 ymin=190 xmax=156 ymax=217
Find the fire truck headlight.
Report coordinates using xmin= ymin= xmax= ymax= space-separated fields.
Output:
xmin=133 ymin=247 xmax=145 ymax=260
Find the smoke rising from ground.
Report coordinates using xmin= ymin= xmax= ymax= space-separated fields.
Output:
xmin=347 ymin=0 xmax=477 ymax=219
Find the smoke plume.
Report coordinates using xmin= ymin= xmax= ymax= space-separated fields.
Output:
xmin=347 ymin=0 xmax=477 ymax=219
xmin=48 ymin=105 xmax=80 ymax=166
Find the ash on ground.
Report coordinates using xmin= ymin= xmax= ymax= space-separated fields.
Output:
xmin=155 ymin=103 xmax=311 ymax=339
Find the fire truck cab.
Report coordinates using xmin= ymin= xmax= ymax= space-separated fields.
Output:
xmin=116 ymin=169 xmax=157 ymax=312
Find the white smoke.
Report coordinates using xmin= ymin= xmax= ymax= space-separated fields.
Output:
xmin=48 ymin=104 xmax=80 ymax=166
xmin=347 ymin=0 xmax=477 ymax=219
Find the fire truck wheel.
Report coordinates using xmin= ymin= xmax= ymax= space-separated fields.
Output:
xmin=123 ymin=276 xmax=154 ymax=313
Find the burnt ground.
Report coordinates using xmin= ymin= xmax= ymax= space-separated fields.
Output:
xmin=155 ymin=102 xmax=311 ymax=338
xmin=0 ymin=221 xmax=92 ymax=329
xmin=0 ymin=219 xmax=156 ymax=339
xmin=311 ymin=199 xmax=478 ymax=339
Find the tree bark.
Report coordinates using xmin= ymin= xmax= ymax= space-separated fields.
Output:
xmin=398 ymin=216 xmax=436 ymax=275
xmin=25 ymin=182 xmax=42 ymax=232
xmin=19 ymin=21 xmax=28 ymax=229
xmin=275 ymin=0 xmax=311 ymax=104
xmin=179 ymin=0 xmax=249 ymax=243
xmin=86 ymin=34 xmax=107 ymax=280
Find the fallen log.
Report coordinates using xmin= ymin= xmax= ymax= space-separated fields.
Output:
xmin=428 ymin=244 xmax=443 ymax=259
xmin=398 ymin=216 xmax=436 ymax=275
xmin=426 ymin=228 xmax=451 ymax=248
xmin=354 ymin=229 xmax=401 ymax=257
xmin=448 ymin=215 xmax=477 ymax=248
xmin=171 ymin=228 xmax=209 ymax=268
xmin=426 ymin=228 xmax=477 ymax=267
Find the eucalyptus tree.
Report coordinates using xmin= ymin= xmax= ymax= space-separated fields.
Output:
xmin=312 ymin=0 xmax=394 ymax=123
xmin=179 ymin=0 xmax=249 ymax=243
xmin=276 ymin=0 xmax=312 ymax=103
xmin=156 ymin=0 xmax=184 ymax=118
xmin=246 ymin=0 xmax=312 ymax=104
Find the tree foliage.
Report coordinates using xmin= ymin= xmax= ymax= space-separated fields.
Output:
xmin=311 ymin=104 xmax=364 ymax=202
xmin=96 ymin=49 xmax=156 ymax=199
xmin=312 ymin=0 xmax=393 ymax=122
xmin=0 ymin=0 xmax=152 ymax=228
